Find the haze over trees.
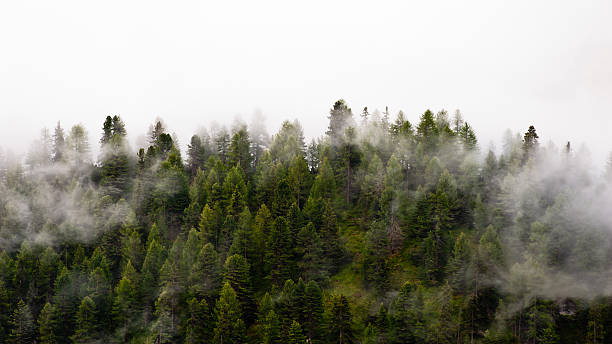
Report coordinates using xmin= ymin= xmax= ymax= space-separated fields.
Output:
xmin=0 ymin=103 xmax=612 ymax=343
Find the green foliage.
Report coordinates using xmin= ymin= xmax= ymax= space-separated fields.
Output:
xmin=328 ymin=294 xmax=354 ymax=344
xmin=214 ymin=282 xmax=246 ymax=344
xmin=72 ymin=296 xmax=98 ymax=343
xmin=2 ymin=106 xmax=611 ymax=343
xmin=38 ymin=302 xmax=59 ymax=344
xmin=10 ymin=300 xmax=35 ymax=344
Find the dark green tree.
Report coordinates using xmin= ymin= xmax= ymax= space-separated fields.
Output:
xmin=213 ymin=282 xmax=246 ymax=344
xmin=9 ymin=299 xmax=35 ymax=344
xmin=71 ymin=296 xmax=98 ymax=343
xmin=328 ymin=294 xmax=354 ymax=344
xmin=224 ymin=254 xmax=256 ymax=325
xmin=37 ymin=302 xmax=59 ymax=344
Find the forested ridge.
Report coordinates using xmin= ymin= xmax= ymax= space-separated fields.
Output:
xmin=1 ymin=100 xmax=612 ymax=343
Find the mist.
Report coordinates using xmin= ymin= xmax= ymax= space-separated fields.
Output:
xmin=2 ymin=0 xmax=612 ymax=165
xmin=2 ymin=1 xmax=612 ymax=342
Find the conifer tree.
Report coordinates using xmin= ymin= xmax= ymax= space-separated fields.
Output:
xmin=37 ymin=302 xmax=59 ymax=344
xmin=112 ymin=276 xmax=138 ymax=340
xmin=303 ymin=281 xmax=324 ymax=343
xmin=213 ymin=282 xmax=246 ymax=344
xmin=52 ymin=121 xmax=66 ymax=163
xmin=267 ymin=217 xmax=294 ymax=287
xmin=224 ymin=254 xmax=256 ymax=325
xmin=184 ymin=297 xmax=212 ymax=344
xmin=71 ymin=296 xmax=97 ymax=343
xmin=522 ymin=125 xmax=539 ymax=162
xmin=9 ymin=299 xmax=35 ymax=344
xmin=329 ymin=294 xmax=354 ymax=344
xmin=416 ymin=109 xmax=439 ymax=151
xmin=256 ymin=293 xmax=281 ymax=344
xmin=228 ymin=127 xmax=252 ymax=177
xmin=190 ymin=243 xmax=222 ymax=302
xmin=287 ymin=320 xmax=306 ymax=344
xmin=187 ymin=135 xmax=206 ymax=178
xmin=327 ymin=99 xmax=355 ymax=146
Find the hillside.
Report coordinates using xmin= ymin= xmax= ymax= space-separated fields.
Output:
xmin=0 ymin=101 xmax=611 ymax=343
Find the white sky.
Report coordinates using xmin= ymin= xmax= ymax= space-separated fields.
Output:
xmin=1 ymin=0 xmax=611 ymax=163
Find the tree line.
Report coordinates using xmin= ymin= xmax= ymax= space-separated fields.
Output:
xmin=0 ymin=101 xmax=611 ymax=343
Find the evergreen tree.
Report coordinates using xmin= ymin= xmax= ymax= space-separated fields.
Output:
xmin=257 ymin=293 xmax=281 ymax=344
xmin=52 ymin=121 xmax=66 ymax=163
xmin=416 ymin=109 xmax=439 ymax=151
xmin=213 ymin=282 xmax=246 ymax=344
xmin=112 ymin=276 xmax=138 ymax=340
xmin=364 ymin=221 xmax=390 ymax=292
xmin=9 ymin=299 xmax=35 ymax=344
xmin=303 ymin=281 xmax=324 ymax=343
xmin=329 ymin=294 xmax=354 ymax=344
xmin=228 ymin=127 xmax=252 ymax=176
xmin=267 ymin=217 xmax=294 ymax=287
xmin=71 ymin=296 xmax=98 ymax=343
xmin=522 ymin=125 xmax=539 ymax=162
xmin=287 ymin=320 xmax=306 ymax=344
xmin=326 ymin=99 xmax=355 ymax=146
xmin=184 ymin=297 xmax=212 ymax=344
xmin=187 ymin=135 xmax=206 ymax=178
xmin=190 ymin=243 xmax=222 ymax=302
xmin=37 ymin=302 xmax=59 ymax=344
xmin=224 ymin=254 xmax=256 ymax=325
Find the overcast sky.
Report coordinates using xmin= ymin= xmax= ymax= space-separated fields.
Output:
xmin=1 ymin=0 xmax=611 ymax=164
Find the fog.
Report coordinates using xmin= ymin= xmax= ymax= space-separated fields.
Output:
xmin=0 ymin=0 xmax=611 ymax=165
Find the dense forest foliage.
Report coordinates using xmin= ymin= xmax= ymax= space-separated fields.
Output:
xmin=1 ymin=101 xmax=612 ymax=343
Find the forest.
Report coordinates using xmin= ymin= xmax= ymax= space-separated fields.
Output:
xmin=1 ymin=100 xmax=612 ymax=343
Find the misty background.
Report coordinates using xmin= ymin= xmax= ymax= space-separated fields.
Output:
xmin=1 ymin=0 xmax=611 ymax=164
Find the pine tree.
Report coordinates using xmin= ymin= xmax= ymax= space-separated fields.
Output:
xmin=71 ymin=296 xmax=97 ymax=343
xmin=287 ymin=320 xmax=306 ymax=344
xmin=364 ymin=221 xmax=390 ymax=292
xmin=52 ymin=121 xmax=66 ymax=163
xmin=288 ymin=155 xmax=312 ymax=208
xmin=184 ymin=297 xmax=213 ymax=344
xmin=416 ymin=109 xmax=439 ymax=151
xmin=267 ymin=217 xmax=293 ymax=287
xmin=67 ymin=124 xmax=90 ymax=164
xmin=199 ymin=204 xmax=220 ymax=249
xmin=522 ymin=125 xmax=539 ymax=162
xmin=329 ymin=294 xmax=354 ymax=344
xmin=0 ymin=280 xmax=12 ymax=342
xmin=224 ymin=254 xmax=256 ymax=325
xmin=303 ymin=281 xmax=324 ymax=343
xmin=187 ymin=135 xmax=206 ymax=178
xmin=112 ymin=276 xmax=138 ymax=340
xmin=213 ymin=282 xmax=246 ymax=344
xmin=38 ymin=302 xmax=59 ymax=344
xmin=228 ymin=127 xmax=252 ymax=177
xmin=459 ymin=122 xmax=478 ymax=150
xmin=256 ymin=293 xmax=281 ymax=344
xmin=9 ymin=299 xmax=35 ymax=344
xmin=326 ymin=99 xmax=355 ymax=146
xmin=190 ymin=243 xmax=222 ymax=302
